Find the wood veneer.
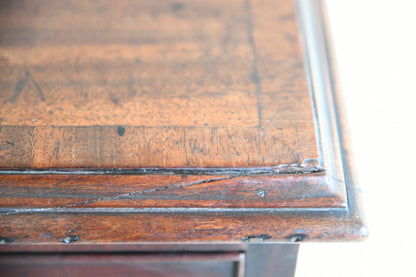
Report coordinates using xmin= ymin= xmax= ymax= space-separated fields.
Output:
xmin=0 ymin=0 xmax=366 ymax=249
xmin=0 ymin=0 xmax=317 ymax=169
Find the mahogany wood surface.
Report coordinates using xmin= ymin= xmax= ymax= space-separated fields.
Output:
xmin=0 ymin=0 xmax=317 ymax=169
xmin=0 ymin=173 xmax=346 ymax=208
xmin=0 ymin=211 xmax=365 ymax=244
xmin=0 ymin=0 xmax=366 ymax=248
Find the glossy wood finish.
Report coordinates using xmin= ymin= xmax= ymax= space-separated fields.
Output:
xmin=0 ymin=0 xmax=366 ymax=249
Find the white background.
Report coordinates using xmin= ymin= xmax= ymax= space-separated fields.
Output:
xmin=296 ymin=0 xmax=416 ymax=276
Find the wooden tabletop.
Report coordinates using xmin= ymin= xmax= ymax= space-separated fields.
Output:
xmin=0 ymin=0 xmax=317 ymax=169
xmin=0 ymin=0 xmax=366 ymax=244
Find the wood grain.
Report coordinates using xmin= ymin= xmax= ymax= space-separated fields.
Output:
xmin=0 ymin=211 xmax=366 ymax=244
xmin=0 ymin=125 xmax=316 ymax=168
xmin=0 ymin=0 xmax=367 ymax=246
xmin=0 ymin=0 xmax=318 ymax=169
xmin=0 ymin=173 xmax=347 ymax=209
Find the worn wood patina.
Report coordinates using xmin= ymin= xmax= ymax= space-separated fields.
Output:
xmin=0 ymin=0 xmax=366 ymax=276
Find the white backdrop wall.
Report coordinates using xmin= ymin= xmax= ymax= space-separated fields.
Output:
xmin=296 ymin=1 xmax=416 ymax=276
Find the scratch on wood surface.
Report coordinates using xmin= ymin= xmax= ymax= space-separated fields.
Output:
xmin=281 ymin=140 xmax=304 ymax=163
xmin=52 ymin=177 xmax=84 ymax=186
xmin=183 ymin=128 xmax=189 ymax=165
xmin=59 ymin=176 xmax=239 ymax=208
xmin=0 ymin=165 xmax=323 ymax=175
xmin=5 ymin=140 xmax=14 ymax=146
xmin=7 ymin=71 xmax=45 ymax=103
xmin=7 ymin=75 xmax=27 ymax=103
xmin=53 ymin=142 xmax=60 ymax=160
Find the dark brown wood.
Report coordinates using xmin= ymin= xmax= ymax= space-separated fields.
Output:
xmin=0 ymin=1 xmax=366 ymax=276
xmin=0 ymin=243 xmax=248 ymax=253
xmin=0 ymin=252 xmax=245 ymax=277
xmin=0 ymin=244 xmax=300 ymax=277
xmin=246 ymin=244 xmax=298 ymax=277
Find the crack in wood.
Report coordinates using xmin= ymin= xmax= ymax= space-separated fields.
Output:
xmin=59 ymin=176 xmax=240 ymax=208
xmin=0 ymin=165 xmax=323 ymax=176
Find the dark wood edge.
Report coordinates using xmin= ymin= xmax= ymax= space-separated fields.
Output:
xmin=1 ymin=253 xmax=244 ymax=263
xmin=296 ymin=0 xmax=368 ymax=240
xmin=0 ymin=165 xmax=322 ymax=175
xmin=0 ymin=243 xmax=247 ymax=253
xmin=0 ymin=252 xmax=244 ymax=263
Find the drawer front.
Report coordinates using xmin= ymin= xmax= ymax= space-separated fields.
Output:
xmin=0 ymin=252 xmax=245 ymax=277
